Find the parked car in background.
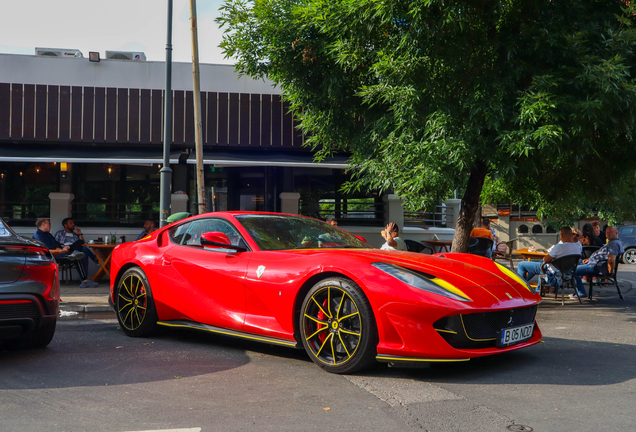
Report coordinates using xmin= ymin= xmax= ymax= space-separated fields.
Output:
xmin=618 ymin=225 xmax=636 ymax=264
xmin=0 ymin=218 xmax=59 ymax=349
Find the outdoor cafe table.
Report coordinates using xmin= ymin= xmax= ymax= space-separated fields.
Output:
xmin=423 ymin=239 xmax=453 ymax=253
xmin=514 ymin=248 xmax=548 ymax=261
xmin=86 ymin=244 xmax=117 ymax=282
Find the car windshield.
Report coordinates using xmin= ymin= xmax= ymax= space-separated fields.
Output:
xmin=0 ymin=219 xmax=10 ymax=237
xmin=235 ymin=215 xmax=370 ymax=251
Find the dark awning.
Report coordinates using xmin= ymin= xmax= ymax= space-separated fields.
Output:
xmin=187 ymin=150 xmax=349 ymax=169
xmin=0 ymin=143 xmax=182 ymax=164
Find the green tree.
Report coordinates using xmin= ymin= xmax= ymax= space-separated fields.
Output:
xmin=218 ymin=0 xmax=636 ymax=251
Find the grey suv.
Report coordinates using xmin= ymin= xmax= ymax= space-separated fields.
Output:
xmin=618 ymin=225 xmax=636 ymax=264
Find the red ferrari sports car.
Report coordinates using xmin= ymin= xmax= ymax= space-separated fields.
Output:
xmin=110 ymin=212 xmax=542 ymax=374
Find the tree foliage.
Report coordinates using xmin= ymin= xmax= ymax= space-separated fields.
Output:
xmin=218 ymin=0 xmax=636 ymax=250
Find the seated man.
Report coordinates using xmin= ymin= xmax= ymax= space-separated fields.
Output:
xmin=470 ymin=217 xmax=494 ymax=258
xmin=136 ymin=219 xmax=157 ymax=241
xmin=325 ymin=217 xmax=338 ymax=227
xmin=573 ymin=225 xmax=624 ymax=299
xmin=33 ymin=218 xmax=99 ymax=288
xmin=380 ymin=222 xmax=407 ymax=251
xmin=54 ymin=217 xmax=99 ymax=276
xmin=517 ymin=227 xmax=580 ymax=293
xmin=470 ymin=217 xmax=493 ymax=239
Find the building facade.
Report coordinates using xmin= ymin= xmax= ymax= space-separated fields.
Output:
xmin=0 ymin=51 xmax=458 ymax=252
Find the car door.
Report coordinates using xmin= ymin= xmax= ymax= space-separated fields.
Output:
xmin=160 ymin=217 xmax=251 ymax=331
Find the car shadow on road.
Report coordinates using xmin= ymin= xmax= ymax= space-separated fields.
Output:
xmin=0 ymin=322 xmax=259 ymax=390
xmin=356 ymin=336 xmax=636 ymax=387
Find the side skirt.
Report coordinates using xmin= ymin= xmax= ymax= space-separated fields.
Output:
xmin=376 ymin=354 xmax=470 ymax=363
xmin=157 ymin=320 xmax=300 ymax=348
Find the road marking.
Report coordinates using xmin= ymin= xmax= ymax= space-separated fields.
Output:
xmin=122 ymin=429 xmax=201 ymax=432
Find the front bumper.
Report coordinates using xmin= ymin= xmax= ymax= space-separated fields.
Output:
xmin=359 ymin=275 xmax=542 ymax=361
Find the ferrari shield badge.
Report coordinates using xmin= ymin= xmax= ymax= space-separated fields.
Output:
xmin=256 ymin=265 xmax=266 ymax=279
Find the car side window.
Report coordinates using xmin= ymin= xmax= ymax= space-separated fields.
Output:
xmin=169 ymin=222 xmax=192 ymax=245
xmin=183 ymin=218 xmax=246 ymax=249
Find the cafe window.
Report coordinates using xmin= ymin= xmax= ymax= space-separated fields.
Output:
xmin=0 ymin=162 xmax=57 ymax=226
xmin=518 ymin=224 xmax=529 ymax=234
xmin=72 ymin=164 xmax=161 ymax=227
xmin=532 ymin=225 xmax=543 ymax=234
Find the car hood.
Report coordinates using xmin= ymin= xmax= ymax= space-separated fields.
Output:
xmin=282 ymin=248 xmax=536 ymax=304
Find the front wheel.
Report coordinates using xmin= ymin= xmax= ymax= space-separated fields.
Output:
xmin=300 ymin=277 xmax=377 ymax=374
xmin=623 ymin=248 xmax=636 ymax=265
xmin=115 ymin=267 xmax=157 ymax=337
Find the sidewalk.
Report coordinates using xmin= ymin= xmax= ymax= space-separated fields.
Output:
xmin=59 ymin=281 xmax=112 ymax=313
xmin=58 ymin=259 xmax=634 ymax=314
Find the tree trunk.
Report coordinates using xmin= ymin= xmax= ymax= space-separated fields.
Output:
xmin=451 ymin=160 xmax=489 ymax=253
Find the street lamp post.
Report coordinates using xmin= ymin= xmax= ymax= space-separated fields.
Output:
xmin=159 ymin=0 xmax=174 ymax=227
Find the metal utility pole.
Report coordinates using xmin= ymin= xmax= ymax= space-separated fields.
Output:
xmin=159 ymin=0 xmax=174 ymax=227
xmin=190 ymin=0 xmax=206 ymax=214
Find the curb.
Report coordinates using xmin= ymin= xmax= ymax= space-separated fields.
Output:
xmin=60 ymin=304 xmax=113 ymax=313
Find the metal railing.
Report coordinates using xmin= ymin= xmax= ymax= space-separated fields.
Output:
xmin=404 ymin=204 xmax=448 ymax=228
xmin=300 ymin=198 xmax=385 ymax=225
xmin=0 ymin=201 xmax=50 ymax=226
xmin=71 ymin=202 xmax=159 ymax=227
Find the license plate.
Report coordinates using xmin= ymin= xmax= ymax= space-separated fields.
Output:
xmin=497 ymin=323 xmax=534 ymax=347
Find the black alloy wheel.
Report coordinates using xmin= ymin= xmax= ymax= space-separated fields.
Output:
xmin=115 ymin=267 xmax=157 ymax=337
xmin=300 ymin=277 xmax=377 ymax=374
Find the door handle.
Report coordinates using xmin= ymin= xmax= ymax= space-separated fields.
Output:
xmin=162 ymin=258 xmax=171 ymax=266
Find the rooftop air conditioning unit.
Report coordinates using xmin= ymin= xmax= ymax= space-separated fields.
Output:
xmin=105 ymin=51 xmax=147 ymax=61
xmin=35 ymin=47 xmax=83 ymax=58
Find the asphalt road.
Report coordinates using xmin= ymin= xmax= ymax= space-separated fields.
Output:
xmin=1 ymin=277 xmax=635 ymax=432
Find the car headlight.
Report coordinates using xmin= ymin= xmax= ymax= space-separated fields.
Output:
xmin=372 ymin=262 xmax=472 ymax=302
xmin=495 ymin=263 xmax=534 ymax=293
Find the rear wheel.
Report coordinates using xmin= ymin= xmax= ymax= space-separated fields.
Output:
xmin=115 ymin=267 xmax=157 ymax=337
xmin=623 ymin=248 xmax=636 ymax=264
xmin=300 ymin=277 xmax=377 ymax=374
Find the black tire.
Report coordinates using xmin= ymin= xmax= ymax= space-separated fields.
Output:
xmin=115 ymin=267 xmax=157 ymax=337
xmin=623 ymin=248 xmax=636 ymax=265
xmin=19 ymin=321 xmax=56 ymax=349
xmin=299 ymin=277 xmax=378 ymax=374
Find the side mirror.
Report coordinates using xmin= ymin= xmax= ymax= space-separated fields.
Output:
xmin=354 ymin=235 xmax=367 ymax=243
xmin=200 ymin=232 xmax=247 ymax=252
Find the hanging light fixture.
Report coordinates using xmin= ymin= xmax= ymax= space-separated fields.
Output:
xmin=60 ymin=162 xmax=68 ymax=178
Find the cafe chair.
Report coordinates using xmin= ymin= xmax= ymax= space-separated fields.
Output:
xmin=404 ymin=239 xmax=434 ymax=254
xmin=493 ymin=238 xmax=518 ymax=270
xmin=467 ymin=237 xmax=494 ymax=258
xmin=541 ymin=254 xmax=581 ymax=306
xmin=581 ymin=246 xmax=600 ymax=259
xmin=588 ymin=253 xmax=624 ymax=301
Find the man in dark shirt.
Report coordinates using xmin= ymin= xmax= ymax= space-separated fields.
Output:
xmin=33 ymin=218 xmax=99 ymax=288
xmin=136 ymin=219 xmax=157 ymax=241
